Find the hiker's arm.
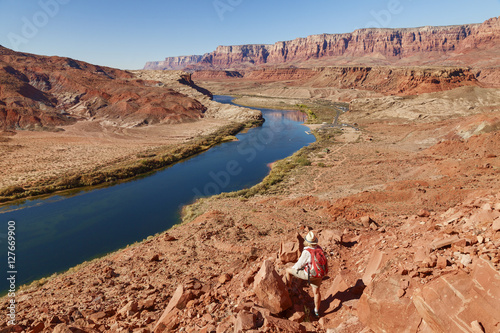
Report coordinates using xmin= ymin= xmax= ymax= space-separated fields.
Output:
xmin=292 ymin=251 xmax=311 ymax=271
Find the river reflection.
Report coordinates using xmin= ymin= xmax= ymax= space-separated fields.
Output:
xmin=265 ymin=109 xmax=307 ymax=122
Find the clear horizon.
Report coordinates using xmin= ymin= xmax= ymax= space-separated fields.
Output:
xmin=0 ymin=0 xmax=499 ymax=70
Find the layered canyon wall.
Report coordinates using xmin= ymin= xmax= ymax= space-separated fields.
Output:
xmin=145 ymin=17 xmax=500 ymax=71
xmin=143 ymin=55 xmax=203 ymax=70
xmin=192 ymin=66 xmax=480 ymax=97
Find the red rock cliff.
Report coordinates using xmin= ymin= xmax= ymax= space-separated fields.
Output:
xmin=145 ymin=17 xmax=500 ymax=71
xmin=144 ymin=55 xmax=203 ymax=70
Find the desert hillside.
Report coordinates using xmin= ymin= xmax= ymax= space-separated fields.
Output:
xmin=0 ymin=47 xmax=262 ymax=131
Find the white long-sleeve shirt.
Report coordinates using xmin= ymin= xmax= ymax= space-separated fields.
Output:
xmin=292 ymin=246 xmax=315 ymax=271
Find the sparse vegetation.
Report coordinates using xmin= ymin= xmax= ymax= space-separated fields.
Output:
xmin=231 ymin=95 xmax=349 ymax=125
xmin=297 ymin=104 xmax=318 ymax=122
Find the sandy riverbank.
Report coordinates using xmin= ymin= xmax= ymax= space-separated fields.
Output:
xmin=0 ymin=119 xmax=233 ymax=189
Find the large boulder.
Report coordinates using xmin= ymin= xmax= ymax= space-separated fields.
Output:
xmin=279 ymin=232 xmax=305 ymax=264
xmin=279 ymin=241 xmax=300 ymax=264
xmin=53 ymin=324 xmax=73 ymax=333
xmin=358 ymin=274 xmax=421 ymax=333
xmin=319 ymin=229 xmax=342 ymax=245
xmin=164 ymin=284 xmax=193 ymax=315
xmin=413 ymin=258 xmax=500 ymax=333
xmin=253 ymin=260 xmax=292 ymax=314
xmin=153 ymin=308 xmax=181 ymax=333
xmin=234 ymin=310 xmax=257 ymax=333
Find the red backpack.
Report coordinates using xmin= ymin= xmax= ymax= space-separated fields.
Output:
xmin=306 ymin=247 xmax=328 ymax=278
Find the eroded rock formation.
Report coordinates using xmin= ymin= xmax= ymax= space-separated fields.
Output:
xmin=0 ymin=46 xmax=208 ymax=130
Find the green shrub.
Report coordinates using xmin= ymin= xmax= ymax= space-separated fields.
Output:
xmin=0 ymin=185 xmax=24 ymax=196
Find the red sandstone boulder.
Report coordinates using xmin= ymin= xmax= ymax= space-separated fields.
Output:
xmin=360 ymin=216 xmax=374 ymax=227
xmin=362 ymin=249 xmax=388 ymax=286
xmin=319 ymin=229 xmax=342 ymax=245
xmin=417 ymin=209 xmax=431 ymax=217
xmin=29 ymin=322 xmax=45 ymax=333
xmin=153 ymin=283 xmax=194 ymax=332
xmin=323 ymin=271 xmax=350 ymax=314
xmin=165 ymin=284 xmax=193 ymax=314
xmin=279 ymin=241 xmax=300 ymax=263
xmin=52 ymin=324 xmax=72 ymax=333
xmin=413 ymin=258 xmax=500 ymax=332
xmin=430 ymin=235 xmax=460 ymax=250
xmin=233 ymin=310 xmax=257 ymax=332
xmin=263 ymin=315 xmax=306 ymax=333
xmin=492 ymin=217 xmax=500 ymax=232
xmin=436 ymin=256 xmax=449 ymax=269
xmin=253 ymin=260 xmax=292 ymax=314
xmin=88 ymin=311 xmax=107 ymax=323
xmin=117 ymin=301 xmax=138 ymax=318
xmin=218 ymin=273 xmax=232 ymax=284
xmin=153 ymin=308 xmax=181 ymax=333
xmin=358 ymin=274 xmax=421 ymax=333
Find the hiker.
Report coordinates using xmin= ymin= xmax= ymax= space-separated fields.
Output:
xmin=285 ymin=231 xmax=327 ymax=317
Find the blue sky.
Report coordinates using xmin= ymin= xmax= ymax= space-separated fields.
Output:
xmin=0 ymin=0 xmax=498 ymax=69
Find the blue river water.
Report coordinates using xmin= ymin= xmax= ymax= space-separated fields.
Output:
xmin=0 ymin=96 xmax=315 ymax=291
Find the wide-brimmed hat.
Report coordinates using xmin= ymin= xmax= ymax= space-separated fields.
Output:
xmin=305 ymin=231 xmax=318 ymax=245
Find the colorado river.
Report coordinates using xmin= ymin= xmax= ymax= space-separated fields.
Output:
xmin=0 ymin=96 xmax=315 ymax=291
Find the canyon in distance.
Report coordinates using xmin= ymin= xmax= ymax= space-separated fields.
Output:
xmin=1 ymin=16 xmax=500 ymax=333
